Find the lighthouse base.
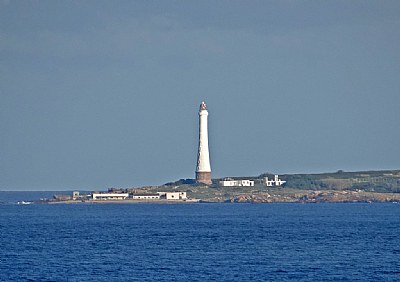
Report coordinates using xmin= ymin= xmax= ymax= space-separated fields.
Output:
xmin=196 ymin=171 xmax=212 ymax=185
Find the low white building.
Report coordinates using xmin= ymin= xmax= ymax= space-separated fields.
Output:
xmin=219 ymin=178 xmax=255 ymax=187
xmin=72 ymin=191 xmax=80 ymax=200
xmin=158 ymin=192 xmax=187 ymax=200
xmin=265 ymin=175 xmax=286 ymax=187
xmin=132 ymin=193 xmax=160 ymax=200
xmin=92 ymin=193 xmax=129 ymax=200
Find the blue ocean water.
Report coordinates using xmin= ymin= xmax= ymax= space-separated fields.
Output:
xmin=0 ymin=191 xmax=84 ymax=204
xmin=0 ymin=201 xmax=399 ymax=281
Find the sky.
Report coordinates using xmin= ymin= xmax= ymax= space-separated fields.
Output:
xmin=1 ymin=1 xmax=399 ymax=191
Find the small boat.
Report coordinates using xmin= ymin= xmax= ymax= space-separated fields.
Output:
xmin=17 ymin=201 xmax=32 ymax=205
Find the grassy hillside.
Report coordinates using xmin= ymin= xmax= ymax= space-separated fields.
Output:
xmin=260 ymin=170 xmax=400 ymax=193
xmin=163 ymin=170 xmax=400 ymax=193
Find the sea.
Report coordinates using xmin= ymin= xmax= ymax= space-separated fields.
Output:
xmin=0 ymin=192 xmax=399 ymax=281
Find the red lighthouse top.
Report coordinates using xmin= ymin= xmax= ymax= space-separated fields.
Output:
xmin=200 ymin=101 xmax=207 ymax=110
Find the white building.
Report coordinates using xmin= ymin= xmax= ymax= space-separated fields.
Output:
xmin=219 ymin=178 xmax=255 ymax=187
xmin=92 ymin=193 xmax=129 ymax=200
xmin=158 ymin=192 xmax=187 ymax=200
xmin=132 ymin=193 xmax=160 ymax=200
xmin=265 ymin=175 xmax=286 ymax=187
xmin=72 ymin=191 xmax=80 ymax=200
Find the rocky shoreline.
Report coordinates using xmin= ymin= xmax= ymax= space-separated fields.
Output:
xmin=226 ymin=190 xmax=400 ymax=203
xmin=47 ymin=199 xmax=200 ymax=204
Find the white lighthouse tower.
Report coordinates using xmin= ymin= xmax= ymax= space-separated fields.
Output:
xmin=196 ymin=101 xmax=212 ymax=185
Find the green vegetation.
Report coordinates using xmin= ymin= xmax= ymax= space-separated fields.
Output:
xmin=162 ymin=170 xmax=400 ymax=198
xmin=273 ymin=170 xmax=400 ymax=193
xmin=126 ymin=169 xmax=400 ymax=203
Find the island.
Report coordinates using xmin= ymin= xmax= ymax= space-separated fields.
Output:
xmin=46 ymin=169 xmax=400 ymax=204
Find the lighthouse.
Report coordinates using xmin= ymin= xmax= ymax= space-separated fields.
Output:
xmin=196 ymin=101 xmax=212 ymax=185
